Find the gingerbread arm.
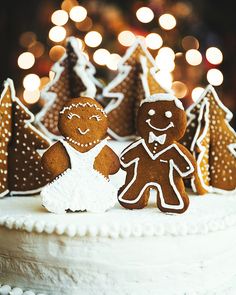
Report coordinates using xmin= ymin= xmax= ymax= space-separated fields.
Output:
xmin=172 ymin=143 xmax=196 ymax=178
xmin=41 ymin=141 xmax=70 ymax=181
xmin=94 ymin=145 xmax=120 ymax=177
xmin=120 ymin=140 xmax=140 ymax=167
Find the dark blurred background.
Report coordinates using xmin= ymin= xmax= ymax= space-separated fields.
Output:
xmin=0 ymin=0 xmax=235 ymax=127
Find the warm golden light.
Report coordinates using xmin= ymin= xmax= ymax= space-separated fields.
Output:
xmin=206 ymin=47 xmax=223 ymax=65
xmin=51 ymin=10 xmax=69 ymax=26
xmin=207 ymin=69 xmax=223 ymax=86
xmin=158 ymin=47 xmax=175 ymax=60
xmin=172 ymin=81 xmax=188 ymax=98
xmin=93 ymin=48 xmax=110 ymax=65
xmin=49 ymin=26 xmax=66 ymax=42
xmin=159 ymin=13 xmax=176 ymax=30
xmin=145 ymin=33 xmax=163 ymax=50
xmin=182 ymin=36 xmax=199 ymax=50
xmin=23 ymin=89 xmax=40 ymax=104
xmin=23 ymin=74 xmax=40 ymax=91
xmin=49 ymin=45 xmax=66 ymax=61
xmin=155 ymin=56 xmax=175 ymax=72
xmin=155 ymin=70 xmax=173 ymax=89
xmin=69 ymin=6 xmax=87 ymax=22
xmin=118 ymin=31 xmax=136 ymax=47
xmin=185 ymin=49 xmax=202 ymax=66
xmin=192 ymin=87 xmax=204 ymax=102
xmin=84 ymin=31 xmax=102 ymax=47
xmin=106 ymin=53 xmax=121 ymax=70
xmin=19 ymin=31 xmax=36 ymax=48
xmin=136 ymin=7 xmax=154 ymax=23
xmin=17 ymin=52 xmax=35 ymax=70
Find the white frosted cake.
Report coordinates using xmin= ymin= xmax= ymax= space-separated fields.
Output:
xmin=0 ymin=142 xmax=236 ymax=295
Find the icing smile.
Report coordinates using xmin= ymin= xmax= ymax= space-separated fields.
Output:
xmin=77 ymin=128 xmax=90 ymax=135
xmin=145 ymin=119 xmax=174 ymax=131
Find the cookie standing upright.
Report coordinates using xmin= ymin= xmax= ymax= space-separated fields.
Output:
xmin=0 ymin=79 xmax=51 ymax=198
xmin=36 ymin=37 xmax=103 ymax=140
xmin=41 ymin=97 xmax=120 ymax=214
xmin=182 ymin=85 xmax=236 ymax=194
xmin=103 ymin=38 xmax=168 ymax=141
xmin=118 ymin=93 xmax=196 ymax=214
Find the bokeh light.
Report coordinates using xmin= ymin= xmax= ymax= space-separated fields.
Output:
xmin=172 ymin=81 xmax=188 ymax=98
xmin=182 ymin=36 xmax=199 ymax=50
xmin=40 ymin=77 xmax=50 ymax=90
xmin=75 ymin=17 xmax=93 ymax=31
xmin=69 ymin=6 xmax=87 ymax=22
xmin=207 ymin=69 xmax=224 ymax=86
xmin=155 ymin=56 xmax=175 ymax=72
xmin=23 ymin=74 xmax=41 ymax=91
xmin=136 ymin=7 xmax=154 ymax=23
xmin=17 ymin=52 xmax=35 ymax=70
xmin=185 ymin=49 xmax=202 ymax=66
xmin=192 ymin=87 xmax=204 ymax=102
xmin=206 ymin=47 xmax=223 ymax=65
xmin=155 ymin=70 xmax=173 ymax=89
xmin=158 ymin=47 xmax=175 ymax=60
xmin=118 ymin=31 xmax=136 ymax=47
xmin=106 ymin=53 xmax=121 ymax=70
xmin=93 ymin=48 xmax=110 ymax=65
xmin=28 ymin=42 xmax=45 ymax=58
xmin=49 ymin=26 xmax=66 ymax=42
xmin=49 ymin=45 xmax=66 ymax=61
xmin=145 ymin=33 xmax=163 ymax=50
xmin=84 ymin=31 xmax=102 ymax=47
xmin=23 ymin=89 xmax=40 ymax=104
xmin=159 ymin=13 xmax=176 ymax=30
xmin=51 ymin=10 xmax=69 ymax=26
xmin=19 ymin=32 xmax=36 ymax=48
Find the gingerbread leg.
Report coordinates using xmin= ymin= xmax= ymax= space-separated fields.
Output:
xmin=118 ymin=179 xmax=150 ymax=210
xmin=156 ymin=178 xmax=189 ymax=214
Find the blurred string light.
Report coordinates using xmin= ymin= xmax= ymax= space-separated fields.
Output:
xmin=19 ymin=32 xmax=36 ymax=48
xmin=106 ymin=53 xmax=121 ymax=70
xmin=159 ymin=13 xmax=176 ymax=30
xmin=206 ymin=47 xmax=223 ymax=65
xmin=49 ymin=45 xmax=66 ymax=61
xmin=69 ymin=6 xmax=87 ymax=22
xmin=172 ymin=81 xmax=188 ymax=98
xmin=182 ymin=36 xmax=199 ymax=50
xmin=17 ymin=52 xmax=35 ymax=70
xmin=23 ymin=89 xmax=40 ymax=104
xmin=23 ymin=74 xmax=40 ymax=91
xmin=192 ymin=87 xmax=204 ymax=101
xmin=51 ymin=10 xmax=69 ymax=26
xmin=156 ymin=70 xmax=173 ymax=89
xmin=118 ymin=31 xmax=136 ymax=47
xmin=155 ymin=47 xmax=175 ymax=72
xmin=28 ymin=41 xmax=45 ymax=58
xmin=84 ymin=31 xmax=102 ymax=47
xmin=185 ymin=49 xmax=202 ymax=66
xmin=136 ymin=7 xmax=154 ymax=23
xmin=49 ymin=26 xmax=66 ymax=42
xmin=207 ymin=69 xmax=223 ymax=86
xmin=75 ymin=17 xmax=93 ymax=31
xmin=145 ymin=33 xmax=163 ymax=50
xmin=93 ymin=48 xmax=110 ymax=65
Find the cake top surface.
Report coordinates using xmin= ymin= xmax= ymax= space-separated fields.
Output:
xmin=0 ymin=192 xmax=236 ymax=238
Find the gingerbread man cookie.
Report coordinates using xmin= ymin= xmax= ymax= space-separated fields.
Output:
xmin=41 ymin=97 xmax=120 ymax=214
xmin=118 ymin=94 xmax=196 ymax=214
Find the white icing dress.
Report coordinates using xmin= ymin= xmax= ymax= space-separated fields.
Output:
xmin=41 ymin=139 xmax=117 ymax=214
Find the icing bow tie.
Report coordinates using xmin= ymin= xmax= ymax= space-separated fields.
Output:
xmin=148 ymin=132 xmax=167 ymax=144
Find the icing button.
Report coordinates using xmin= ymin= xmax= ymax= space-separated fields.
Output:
xmin=0 ymin=285 xmax=11 ymax=295
xmin=10 ymin=287 xmax=23 ymax=295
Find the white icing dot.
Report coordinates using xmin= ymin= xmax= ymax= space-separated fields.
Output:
xmin=148 ymin=109 xmax=155 ymax=116
xmin=165 ymin=111 xmax=172 ymax=118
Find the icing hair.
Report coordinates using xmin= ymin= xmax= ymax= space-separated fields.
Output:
xmin=140 ymin=93 xmax=184 ymax=110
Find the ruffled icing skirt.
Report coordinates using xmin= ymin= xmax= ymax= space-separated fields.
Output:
xmin=41 ymin=168 xmax=117 ymax=214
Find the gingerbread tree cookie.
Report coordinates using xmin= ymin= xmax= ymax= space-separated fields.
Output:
xmin=0 ymin=79 xmax=51 ymax=198
xmin=103 ymin=38 xmax=168 ymax=141
xmin=36 ymin=36 xmax=103 ymax=140
xmin=182 ymin=85 xmax=236 ymax=194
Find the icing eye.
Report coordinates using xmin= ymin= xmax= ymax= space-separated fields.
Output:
xmin=67 ymin=112 xmax=81 ymax=120
xmin=148 ymin=109 xmax=155 ymax=116
xmin=165 ymin=111 xmax=172 ymax=118
xmin=89 ymin=115 xmax=101 ymax=121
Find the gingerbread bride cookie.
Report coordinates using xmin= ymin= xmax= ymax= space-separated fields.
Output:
xmin=118 ymin=94 xmax=196 ymax=214
xmin=41 ymin=97 xmax=120 ymax=214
